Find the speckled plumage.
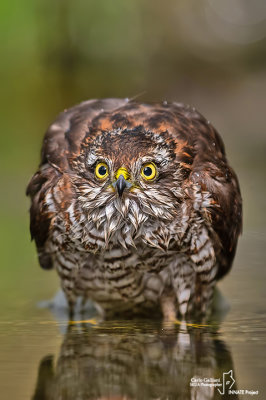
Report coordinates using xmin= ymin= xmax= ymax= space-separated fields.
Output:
xmin=26 ymin=98 xmax=242 ymax=320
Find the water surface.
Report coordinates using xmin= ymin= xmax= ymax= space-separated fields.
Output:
xmin=0 ymin=228 xmax=265 ymax=399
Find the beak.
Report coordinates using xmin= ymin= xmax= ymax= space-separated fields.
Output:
xmin=115 ymin=174 xmax=127 ymax=197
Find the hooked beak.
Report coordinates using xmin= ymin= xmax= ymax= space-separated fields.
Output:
xmin=113 ymin=167 xmax=132 ymax=196
xmin=115 ymin=174 xmax=127 ymax=197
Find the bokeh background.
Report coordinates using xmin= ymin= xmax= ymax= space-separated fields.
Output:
xmin=0 ymin=1 xmax=266 ymax=399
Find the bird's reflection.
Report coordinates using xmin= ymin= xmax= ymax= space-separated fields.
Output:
xmin=32 ymin=318 xmax=238 ymax=400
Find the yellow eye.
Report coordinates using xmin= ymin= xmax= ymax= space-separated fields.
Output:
xmin=95 ymin=162 xmax=109 ymax=180
xmin=141 ymin=162 xmax=157 ymax=181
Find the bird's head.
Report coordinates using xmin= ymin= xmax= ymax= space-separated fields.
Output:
xmin=71 ymin=126 xmax=192 ymax=248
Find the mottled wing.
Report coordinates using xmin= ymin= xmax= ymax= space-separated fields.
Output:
xmin=157 ymin=103 xmax=242 ymax=279
xmin=26 ymin=98 xmax=129 ymax=269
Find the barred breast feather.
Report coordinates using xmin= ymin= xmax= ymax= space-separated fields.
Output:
xmin=26 ymin=98 xmax=242 ymax=320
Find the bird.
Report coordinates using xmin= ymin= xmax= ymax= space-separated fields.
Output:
xmin=26 ymin=98 xmax=242 ymax=321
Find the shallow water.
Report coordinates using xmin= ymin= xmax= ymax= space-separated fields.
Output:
xmin=0 ymin=229 xmax=265 ymax=400
xmin=1 ymin=2 xmax=266 ymax=398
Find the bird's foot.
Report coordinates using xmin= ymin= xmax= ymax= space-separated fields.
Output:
xmin=68 ymin=317 xmax=99 ymax=326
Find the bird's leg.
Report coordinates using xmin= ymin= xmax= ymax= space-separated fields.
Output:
xmin=195 ymin=278 xmax=216 ymax=323
xmin=68 ymin=299 xmax=75 ymax=320
xmin=64 ymin=291 xmax=77 ymax=321
xmin=80 ymin=295 xmax=88 ymax=319
xmin=160 ymin=292 xmax=177 ymax=323
xmin=169 ymin=257 xmax=196 ymax=321
xmin=61 ymin=272 xmax=79 ymax=321
xmin=166 ymin=257 xmax=213 ymax=329
xmin=160 ymin=290 xmax=191 ymax=354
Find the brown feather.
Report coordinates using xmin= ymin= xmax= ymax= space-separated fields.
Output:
xmin=26 ymin=98 xmax=242 ymax=319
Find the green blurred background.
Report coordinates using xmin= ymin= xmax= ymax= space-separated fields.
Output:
xmin=1 ymin=0 xmax=266 ymax=317
xmin=0 ymin=1 xmax=266 ymax=398
xmin=1 ymin=0 xmax=266 ymax=323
